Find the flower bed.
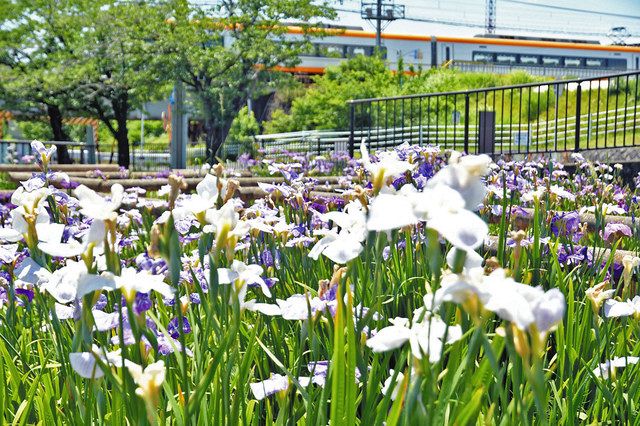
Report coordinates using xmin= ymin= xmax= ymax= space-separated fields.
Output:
xmin=1 ymin=141 xmax=639 ymax=423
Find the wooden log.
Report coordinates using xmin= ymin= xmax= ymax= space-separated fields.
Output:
xmin=489 ymin=206 xmax=633 ymax=229
xmin=483 ymin=235 xmax=632 ymax=264
xmin=7 ymin=171 xmax=345 ymax=193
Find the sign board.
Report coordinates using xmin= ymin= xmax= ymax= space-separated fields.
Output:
xmin=553 ymin=83 xmax=563 ymax=99
xmin=451 ymin=110 xmax=461 ymax=125
xmin=334 ymin=140 xmax=348 ymax=153
xmin=512 ymin=131 xmax=530 ymax=147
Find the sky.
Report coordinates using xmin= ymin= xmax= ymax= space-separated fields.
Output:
xmin=328 ymin=0 xmax=640 ymax=44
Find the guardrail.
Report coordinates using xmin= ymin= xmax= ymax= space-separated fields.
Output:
xmin=450 ymin=60 xmax=624 ymax=79
xmin=347 ymin=69 xmax=640 ymax=156
xmin=255 ymin=103 xmax=640 ymax=156
xmin=0 ymin=139 xmax=208 ymax=172
xmin=0 ymin=139 xmax=93 ymax=164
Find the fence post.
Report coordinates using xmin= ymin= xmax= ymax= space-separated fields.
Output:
xmin=348 ymin=102 xmax=355 ymax=157
xmin=85 ymin=125 xmax=96 ymax=164
xmin=171 ymin=81 xmax=187 ymax=169
xmin=478 ymin=111 xmax=496 ymax=155
xmin=574 ymin=83 xmax=582 ymax=152
xmin=463 ymin=94 xmax=470 ymax=153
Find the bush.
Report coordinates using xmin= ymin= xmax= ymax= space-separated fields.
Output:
xmin=266 ymin=55 xmax=395 ymax=132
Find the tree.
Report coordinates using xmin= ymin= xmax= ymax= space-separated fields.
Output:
xmin=1 ymin=0 xmax=171 ymax=168
xmin=264 ymin=55 xmax=395 ymax=133
xmin=158 ymin=0 xmax=334 ymax=162
xmin=67 ymin=1 xmax=171 ymax=168
xmin=0 ymin=0 xmax=92 ymax=163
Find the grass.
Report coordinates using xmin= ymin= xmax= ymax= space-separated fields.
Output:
xmin=0 ymin=173 xmax=17 ymax=190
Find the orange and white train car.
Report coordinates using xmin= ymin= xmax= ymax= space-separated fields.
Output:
xmin=277 ymin=26 xmax=640 ymax=76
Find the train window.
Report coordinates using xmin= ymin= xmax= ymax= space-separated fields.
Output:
xmin=414 ymin=49 xmax=423 ymax=60
xmin=636 ymin=57 xmax=639 ymax=70
xmin=608 ymin=58 xmax=627 ymax=69
xmin=348 ymin=46 xmax=368 ymax=57
xmin=564 ymin=58 xmax=581 ymax=67
xmin=445 ymin=47 xmax=450 ymax=61
xmin=318 ymin=44 xmax=345 ymax=58
xmin=541 ymin=56 xmax=561 ymax=66
xmin=300 ymin=43 xmax=318 ymax=56
xmin=472 ymin=52 xmax=494 ymax=62
xmin=496 ymin=54 xmax=517 ymax=64
xmin=519 ymin=55 xmax=539 ymax=65
xmin=585 ymin=58 xmax=605 ymax=67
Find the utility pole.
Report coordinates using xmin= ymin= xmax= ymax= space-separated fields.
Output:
xmin=486 ymin=0 xmax=496 ymax=34
xmin=608 ymin=26 xmax=630 ymax=45
xmin=376 ymin=0 xmax=382 ymax=50
xmin=361 ymin=1 xmax=405 ymax=52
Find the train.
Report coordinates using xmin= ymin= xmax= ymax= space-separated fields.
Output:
xmin=273 ymin=26 xmax=640 ymax=77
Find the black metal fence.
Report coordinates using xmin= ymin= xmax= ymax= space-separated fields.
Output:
xmin=347 ymin=70 xmax=640 ymax=157
xmin=0 ymin=139 xmax=209 ymax=172
xmin=0 ymin=140 xmax=93 ymax=164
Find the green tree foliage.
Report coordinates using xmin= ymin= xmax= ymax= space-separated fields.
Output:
xmin=157 ymin=0 xmax=335 ymax=161
xmin=66 ymin=1 xmax=171 ymax=168
xmin=264 ymin=55 xmax=394 ymax=133
xmin=1 ymin=0 xmax=170 ymax=167
xmin=0 ymin=0 xmax=92 ymax=163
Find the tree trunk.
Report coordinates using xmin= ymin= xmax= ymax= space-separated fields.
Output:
xmin=46 ymin=104 xmax=72 ymax=164
xmin=204 ymin=118 xmax=217 ymax=163
xmin=113 ymin=93 xmax=130 ymax=169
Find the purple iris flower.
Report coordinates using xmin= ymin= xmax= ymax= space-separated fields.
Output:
xmin=168 ymin=317 xmax=192 ymax=339
xmin=260 ymin=249 xmax=280 ymax=268
xmin=264 ymin=277 xmax=279 ymax=288
xmin=291 ymin=224 xmax=307 ymax=238
xmin=392 ymin=176 xmax=407 ymax=190
xmin=134 ymin=293 xmax=153 ymax=314
xmin=603 ymin=223 xmax=632 ymax=243
xmin=556 ymin=245 xmax=593 ymax=267
xmin=310 ymin=202 xmax=327 ymax=214
xmin=59 ymin=180 xmax=79 ymax=190
xmin=94 ymin=294 xmax=108 ymax=311
xmin=135 ymin=253 xmax=168 ymax=275
xmin=416 ymin=161 xmax=435 ymax=180
xmin=550 ymin=211 xmax=580 ymax=237
xmin=15 ymin=288 xmax=34 ymax=303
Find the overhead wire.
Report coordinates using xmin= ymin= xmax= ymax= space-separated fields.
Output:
xmin=333 ymin=6 xmax=640 ymax=38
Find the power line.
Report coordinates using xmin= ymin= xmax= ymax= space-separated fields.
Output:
xmin=360 ymin=1 xmax=406 ymax=49
xmin=334 ymin=6 xmax=640 ymax=37
xmin=501 ymin=0 xmax=640 ymax=20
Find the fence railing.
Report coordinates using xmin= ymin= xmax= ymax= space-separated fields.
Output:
xmin=0 ymin=139 xmax=207 ymax=172
xmin=255 ymin=103 xmax=640 ymax=157
xmin=347 ymin=69 xmax=640 ymax=157
xmin=450 ymin=60 xmax=626 ymax=79
xmin=0 ymin=140 xmax=93 ymax=165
